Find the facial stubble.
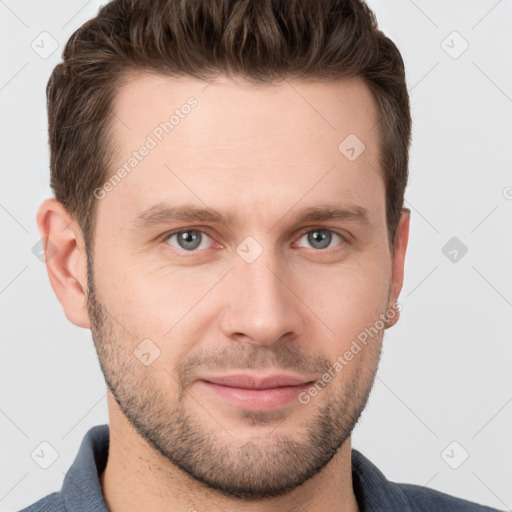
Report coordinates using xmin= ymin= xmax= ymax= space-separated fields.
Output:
xmin=85 ymin=247 xmax=381 ymax=500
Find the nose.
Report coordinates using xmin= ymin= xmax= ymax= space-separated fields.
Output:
xmin=220 ymin=251 xmax=306 ymax=347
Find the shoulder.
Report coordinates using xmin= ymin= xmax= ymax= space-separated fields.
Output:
xmin=17 ymin=424 xmax=110 ymax=512
xmin=351 ymin=449 xmax=503 ymax=512
xmin=393 ymin=481 xmax=502 ymax=511
xmin=18 ymin=492 xmax=66 ymax=512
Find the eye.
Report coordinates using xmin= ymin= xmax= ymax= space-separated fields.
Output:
xmin=164 ymin=229 xmax=213 ymax=252
xmin=295 ymin=229 xmax=345 ymax=250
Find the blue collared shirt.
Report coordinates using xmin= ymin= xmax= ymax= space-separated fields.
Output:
xmin=19 ymin=424 xmax=502 ymax=511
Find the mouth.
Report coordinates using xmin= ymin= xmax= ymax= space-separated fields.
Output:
xmin=197 ymin=373 xmax=315 ymax=411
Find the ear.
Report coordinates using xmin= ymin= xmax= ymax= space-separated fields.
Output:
xmin=36 ymin=198 xmax=91 ymax=329
xmin=385 ymin=208 xmax=410 ymax=328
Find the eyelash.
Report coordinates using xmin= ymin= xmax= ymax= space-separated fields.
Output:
xmin=161 ymin=227 xmax=348 ymax=255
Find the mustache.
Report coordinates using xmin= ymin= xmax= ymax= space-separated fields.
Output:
xmin=175 ymin=342 xmax=333 ymax=388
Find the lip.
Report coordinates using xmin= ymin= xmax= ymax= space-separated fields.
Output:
xmin=201 ymin=374 xmax=311 ymax=389
xmin=197 ymin=373 xmax=315 ymax=411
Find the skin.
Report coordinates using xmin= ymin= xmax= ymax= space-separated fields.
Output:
xmin=38 ymin=73 xmax=410 ymax=512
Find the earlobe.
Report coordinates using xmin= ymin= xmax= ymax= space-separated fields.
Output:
xmin=36 ymin=198 xmax=91 ymax=329
xmin=386 ymin=208 xmax=410 ymax=329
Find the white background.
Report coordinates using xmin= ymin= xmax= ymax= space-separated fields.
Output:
xmin=1 ymin=1 xmax=511 ymax=510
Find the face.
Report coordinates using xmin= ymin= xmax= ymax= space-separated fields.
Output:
xmin=85 ymin=73 xmax=407 ymax=499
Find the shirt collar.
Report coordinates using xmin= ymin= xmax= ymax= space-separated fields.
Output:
xmin=351 ymin=448 xmax=414 ymax=511
xmin=61 ymin=424 xmax=110 ymax=512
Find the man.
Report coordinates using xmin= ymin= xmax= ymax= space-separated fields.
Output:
xmin=21 ymin=0 xmax=502 ymax=510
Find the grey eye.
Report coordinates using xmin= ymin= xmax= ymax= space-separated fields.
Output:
xmin=298 ymin=229 xmax=342 ymax=250
xmin=166 ymin=230 xmax=211 ymax=251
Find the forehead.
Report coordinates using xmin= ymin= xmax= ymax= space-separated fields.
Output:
xmin=100 ymin=72 xmax=384 ymax=230
xmin=111 ymin=72 xmax=380 ymax=156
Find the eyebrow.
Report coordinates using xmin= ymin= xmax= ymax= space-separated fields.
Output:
xmin=129 ymin=202 xmax=371 ymax=231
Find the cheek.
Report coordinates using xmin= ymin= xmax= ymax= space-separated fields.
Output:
xmin=96 ymin=258 xmax=222 ymax=358
xmin=306 ymin=260 xmax=390 ymax=325
xmin=299 ymin=260 xmax=390 ymax=366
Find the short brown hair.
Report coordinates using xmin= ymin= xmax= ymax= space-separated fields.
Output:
xmin=47 ymin=0 xmax=411 ymax=250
